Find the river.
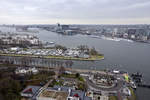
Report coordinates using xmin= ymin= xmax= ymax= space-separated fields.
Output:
xmin=30 ymin=30 xmax=150 ymax=100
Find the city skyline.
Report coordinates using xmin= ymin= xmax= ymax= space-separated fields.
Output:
xmin=0 ymin=0 xmax=150 ymax=24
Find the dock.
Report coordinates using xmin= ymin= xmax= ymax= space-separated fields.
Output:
xmin=138 ymin=84 xmax=150 ymax=89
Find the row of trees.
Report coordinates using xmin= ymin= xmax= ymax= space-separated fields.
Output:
xmin=0 ymin=56 xmax=74 ymax=68
xmin=20 ymin=57 xmax=73 ymax=68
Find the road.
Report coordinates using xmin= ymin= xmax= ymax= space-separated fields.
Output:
xmin=85 ymin=76 xmax=124 ymax=92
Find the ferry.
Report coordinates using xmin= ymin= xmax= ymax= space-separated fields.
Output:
xmin=100 ymin=36 xmax=121 ymax=42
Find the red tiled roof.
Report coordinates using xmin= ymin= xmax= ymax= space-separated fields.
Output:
xmin=23 ymin=88 xmax=33 ymax=94
xmin=73 ymin=93 xmax=79 ymax=97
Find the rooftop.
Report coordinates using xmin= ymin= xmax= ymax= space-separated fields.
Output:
xmin=39 ymin=89 xmax=68 ymax=100
xmin=22 ymin=85 xmax=41 ymax=94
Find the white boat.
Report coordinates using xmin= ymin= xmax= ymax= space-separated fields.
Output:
xmin=44 ymin=42 xmax=55 ymax=46
xmin=100 ymin=36 xmax=121 ymax=42
xmin=90 ymin=35 xmax=100 ymax=38
xmin=131 ymin=81 xmax=137 ymax=89
xmin=120 ymin=38 xmax=134 ymax=43
xmin=49 ymin=42 xmax=55 ymax=44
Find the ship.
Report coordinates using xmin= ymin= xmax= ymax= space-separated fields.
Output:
xmin=100 ymin=36 xmax=121 ymax=42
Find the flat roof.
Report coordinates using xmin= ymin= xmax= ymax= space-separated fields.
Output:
xmin=39 ymin=89 xmax=68 ymax=100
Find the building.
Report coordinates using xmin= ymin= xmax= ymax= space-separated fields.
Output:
xmin=127 ymin=29 xmax=136 ymax=35
xmin=0 ymin=26 xmax=16 ymax=33
xmin=61 ymin=25 xmax=70 ymax=30
xmin=0 ymin=33 xmax=41 ymax=46
xmin=37 ymin=86 xmax=92 ymax=100
xmin=130 ymin=35 xmax=135 ymax=39
xmin=21 ymin=86 xmax=41 ymax=98
xmin=15 ymin=67 xmax=38 ymax=74
xmin=10 ymin=47 xmax=20 ymax=51
xmin=141 ymin=36 xmax=148 ymax=41
xmin=36 ymin=89 xmax=68 ymax=100
xmin=86 ymin=91 xmax=109 ymax=100
xmin=21 ymin=85 xmax=92 ymax=100
xmin=64 ymin=30 xmax=77 ymax=35
xmin=112 ymin=28 xmax=118 ymax=37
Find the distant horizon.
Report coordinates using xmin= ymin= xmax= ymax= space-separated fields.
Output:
xmin=0 ymin=23 xmax=150 ymax=26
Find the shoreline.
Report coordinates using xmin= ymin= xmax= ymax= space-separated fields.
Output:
xmin=0 ymin=53 xmax=104 ymax=61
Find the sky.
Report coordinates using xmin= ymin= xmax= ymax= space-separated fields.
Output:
xmin=0 ymin=0 xmax=150 ymax=25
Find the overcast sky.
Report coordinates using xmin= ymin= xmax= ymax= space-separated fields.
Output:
xmin=0 ymin=0 xmax=150 ymax=24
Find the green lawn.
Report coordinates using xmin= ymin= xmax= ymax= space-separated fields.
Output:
xmin=61 ymin=73 xmax=76 ymax=78
xmin=61 ymin=73 xmax=85 ymax=82
xmin=109 ymin=96 xmax=118 ymax=100
xmin=127 ymin=87 xmax=136 ymax=100
xmin=0 ymin=53 xmax=104 ymax=61
xmin=0 ymin=63 xmax=17 ymax=67
xmin=30 ymin=74 xmax=49 ymax=80
xmin=49 ymin=79 xmax=63 ymax=87
xmin=78 ymin=76 xmax=84 ymax=82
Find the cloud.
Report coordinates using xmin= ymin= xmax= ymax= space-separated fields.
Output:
xmin=0 ymin=0 xmax=150 ymax=24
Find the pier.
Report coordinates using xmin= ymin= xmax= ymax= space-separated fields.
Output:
xmin=131 ymin=72 xmax=150 ymax=89
xmin=138 ymin=84 xmax=150 ymax=89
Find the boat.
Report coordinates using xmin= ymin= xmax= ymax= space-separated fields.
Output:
xmin=49 ymin=42 xmax=55 ymax=44
xmin=120 ymin=38 xmax=134 ymax=43
xmin=100 ymin=36 xmax=121 ymax=42
xmin=131 ymin=72 xmax=143 ymax=83
xmin=131 ymin=72 xmax=142 ymax=78
xmin=138 ymin=83 xmax=150 ymax=88
xmin=130 ymin=81 xmax=137 ymax=89
xmin=90 ymin=35 xmax=100 ymax=38
xmin=113 ymin=70 xmax=120 ymax=74
xmin=45 ymin=41 xmax=55 ymax=45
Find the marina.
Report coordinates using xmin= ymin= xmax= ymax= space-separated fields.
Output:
xmin=0 ymin=0 xmax=150 ymax=99
xmin=0 ymin=29 xmax=150 ymax=100
xmin=35 ymin=30 xmax=150 ymax=100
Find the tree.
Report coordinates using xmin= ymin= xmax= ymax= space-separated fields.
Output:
xmin=21 ymin=57 xmax=29 ymax=66
xmin=55 ymin=45 xmax=67 ymax=52
xmin=65 ymin=61 xmax=69 ymax=68
xmin=90 ymin=47 xmax=98 ymax=55
xmin=58 ymin=66 xmax=65 ymax=75
xmin=65 ymin=60 xmax=73 ymax=68
xmin=77 ymin=82 xmax=87 ymax=91
xmin=0 ymin=77 xmax=21 ymax=100
xmin=75 ymin=73 xmax=80 ymax=78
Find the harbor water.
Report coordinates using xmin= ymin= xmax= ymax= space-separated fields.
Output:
xmin=32 ymin=30 xmax=150 ymax=100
